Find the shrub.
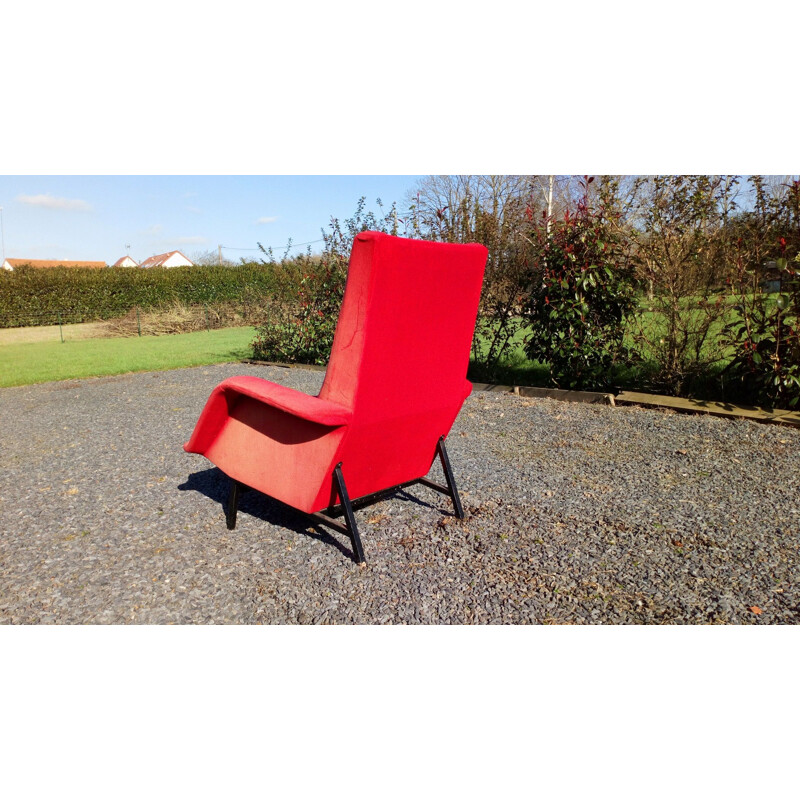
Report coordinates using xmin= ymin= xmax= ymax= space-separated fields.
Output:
xmin=251 ymin=198 xmax=399 ymax=364
xmin=524 ymin=177 xmax=637 ymax=390
xmin=724 ymin=255 xmax=800 ymax=406
xmin=722 ymin=179 xmax=800 ymax=407
xmin=250 ymin=263 xmax=344 ymax=365
xmin=624 ymin=175 xmax=741 ymax=396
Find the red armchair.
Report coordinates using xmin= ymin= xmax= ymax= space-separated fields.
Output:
xmin=184 ymin=231 xmax=487 ymax=563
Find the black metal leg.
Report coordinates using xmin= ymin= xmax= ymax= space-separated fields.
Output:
xmin=226 ymin=479 xmax=241 ymax=530
xmin=436 ymin=436 xmax=465 ymax=519
xmin=222 ymin=441 xmax=463 ymax=564
xmin=333 ymin=463 xmax=366 ymax=564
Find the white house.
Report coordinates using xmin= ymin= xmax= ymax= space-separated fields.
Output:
xmin=112 ymin=256 xmax=139 ymax=268
xmin=138 ymin=250 xmax=194 ymax=269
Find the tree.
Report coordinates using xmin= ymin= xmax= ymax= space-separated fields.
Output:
xmin=191 ymin=249 xmax=238 ymax=267
xmin=406 ymin=175 xmax=537 ymax=379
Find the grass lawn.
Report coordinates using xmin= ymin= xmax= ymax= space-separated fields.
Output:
xmin=0 ymin=327 xmax=257 ymax=388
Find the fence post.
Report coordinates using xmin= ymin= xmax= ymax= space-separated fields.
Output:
xmin=137 ymin=307 xmax=141 ymax=337
xmin=57 ymin=311 xmax=64 ymax=343
xmin=205 ymin=304 xmax=210 ymax=331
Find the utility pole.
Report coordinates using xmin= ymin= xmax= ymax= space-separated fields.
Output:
xmin=539 ymin=176 xmax=555 ymax=272
xmin=218 ymin=244 xmax=222 ymax=266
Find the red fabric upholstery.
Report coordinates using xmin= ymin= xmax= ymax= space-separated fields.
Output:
xmin=184 ymin=231 xmax=487 ymax=514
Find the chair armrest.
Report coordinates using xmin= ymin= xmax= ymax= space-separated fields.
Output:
xmin=218 ymin=375 xmax=352 ymax=426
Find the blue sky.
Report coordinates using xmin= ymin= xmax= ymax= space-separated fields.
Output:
xmin=0 ymin=176 xmax=424 ymax=264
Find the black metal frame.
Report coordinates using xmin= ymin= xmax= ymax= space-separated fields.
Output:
xmin=224 ymin=435 xmax=464 ymax=565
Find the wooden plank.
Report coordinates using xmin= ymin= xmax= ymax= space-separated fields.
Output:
xmin=471 ymin=382 xmax=514 ymax=393
xmin=516 ymin=386 xmax=615 ymax=405
xmin=472 ymin=384 xmax=615 ymax=404
xmin=615 ymin=391 xmax=800 ymax=427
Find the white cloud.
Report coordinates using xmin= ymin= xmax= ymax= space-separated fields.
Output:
xmin=256 ymin=216 xmax=278 ymax=224
xmin=146 ymin=224 xmax=164 ymax=235
xmin=186 ymin=206 xmax=202 ymax=214
xmin=17 ymin=193 xmax=91 ymax=211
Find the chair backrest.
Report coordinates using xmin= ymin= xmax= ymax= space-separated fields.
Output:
xmin=320 ymin=231 xmax=487 ymax=415
xmin=318 ymin=232 xmax=487 ymax=496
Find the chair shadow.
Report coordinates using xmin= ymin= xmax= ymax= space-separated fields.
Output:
xmin=178 ymin=467 xmax=351 ymax=559
xmin=177 ymin=467 xmax=443 ymax=562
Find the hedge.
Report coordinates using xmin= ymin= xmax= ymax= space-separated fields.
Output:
xmin=0 ymin=262 xmax=301 ymax=327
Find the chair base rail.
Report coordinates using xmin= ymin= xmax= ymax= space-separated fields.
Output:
xmin=225 ymin=436 xmax=464 ymax=565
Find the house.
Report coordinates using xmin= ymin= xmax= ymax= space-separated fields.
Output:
xmin=138 ymin=250 xmax=193 ymax=269
xmin=2 ymin=258 xmax=106 ymax=271
xmin=112 ymin=256 xmax=139 ymax=268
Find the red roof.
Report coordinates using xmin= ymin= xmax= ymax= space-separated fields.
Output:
xmin=139 ymin=250 xmax=193 ymax=268
xmin=112 ymin=256 xmax=138 ymax=267
xmin=3 ymin=258 xmax=107 ymax=269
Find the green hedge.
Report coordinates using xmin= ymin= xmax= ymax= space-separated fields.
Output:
xmin=0 ymin=263 xmax=300 ymax=327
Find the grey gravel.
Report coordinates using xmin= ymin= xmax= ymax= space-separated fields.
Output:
xmin=1 ymin=363 xmax=798 ymax=624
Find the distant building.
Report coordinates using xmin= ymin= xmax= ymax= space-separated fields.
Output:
xmin=2 ymin=258 xmax=106 ymax=271
xmin=138 ymin=250 xmax=193 ymax=269
xmin=761 ymin=261 xmax=782 ymax=293
xmin=112 ymin=256 xmax=139 ymax=268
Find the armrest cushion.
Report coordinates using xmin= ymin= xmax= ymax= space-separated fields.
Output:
xmin=184 ymin=375 xmax=352 ymax=456
xmin=217 ymin=375 xmax=352 ymax=426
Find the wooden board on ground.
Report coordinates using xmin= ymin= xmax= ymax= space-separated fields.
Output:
xmin=616 ymin=390 xmax=800 ymax=428
xmin=515 ymin=386 xmax=615 ymax=405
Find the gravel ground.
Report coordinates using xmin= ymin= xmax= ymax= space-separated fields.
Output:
xmin=1 ymin=363 xmax=798 ymax=624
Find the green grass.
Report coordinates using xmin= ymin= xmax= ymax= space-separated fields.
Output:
xmin=0 ymin=327 xmax=257 ymax=388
